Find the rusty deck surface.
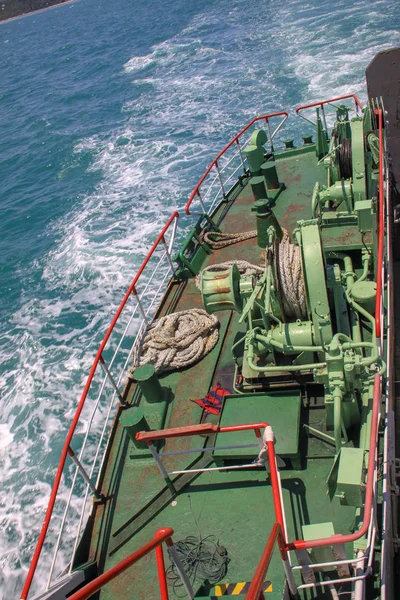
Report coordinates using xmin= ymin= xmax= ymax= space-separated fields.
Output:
xmin=76 ymin=146 xmax=364 ymax=599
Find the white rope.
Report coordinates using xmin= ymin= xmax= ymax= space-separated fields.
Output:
xmin=139 ymin=308 xmax=219 ymax=374
xmin=277 ymin=231 xmax=307 ymax=320
xmin=195 ymin=260 xmax=264 ymax=290
xmin=204 ymin=229 xmax=257 ymax=249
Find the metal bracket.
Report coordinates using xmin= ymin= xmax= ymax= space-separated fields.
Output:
xmin=294 ymin=549 xmax=316 ymax=584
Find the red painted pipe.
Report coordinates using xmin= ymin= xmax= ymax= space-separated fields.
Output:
xmin=155 ymin=539 xmax=169 ymax=600
xmin=245 ymin=523 xmax=281 ymax=600
xmin=375 ymin=108 xmax=384 ymax=340
xmin=67 ymin=528 xmax=174 ymax=600
xmin=267 ymin=441 xmax=285 ymax=537
xmin=136 ymin=421 xmax=270 ymax=442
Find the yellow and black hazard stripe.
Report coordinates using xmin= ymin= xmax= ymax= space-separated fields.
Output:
xmin=212 ymin=580 xmax=272 ymax=596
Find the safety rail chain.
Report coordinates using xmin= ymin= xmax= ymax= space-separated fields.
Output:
xmin=66 ymin=527 xmax=190 ymax=600
xmin=21 ymin=97 xmax=367 ymax=599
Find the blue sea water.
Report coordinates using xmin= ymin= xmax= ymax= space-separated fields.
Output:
xmin=0 ymin=0 xmax=399 ymax=595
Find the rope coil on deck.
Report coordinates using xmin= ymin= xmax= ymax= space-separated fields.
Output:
xmin=204 ymin=229 xmax=257 ymax=249
xmin=139 ymin=308 xmax=219 ymax=374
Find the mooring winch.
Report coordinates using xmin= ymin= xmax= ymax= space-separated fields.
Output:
xmin=200 ymin=102 xmax=384 ymax=468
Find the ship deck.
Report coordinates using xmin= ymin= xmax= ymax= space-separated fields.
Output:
xmin=76 ymin=145 xmax=369 ymax=599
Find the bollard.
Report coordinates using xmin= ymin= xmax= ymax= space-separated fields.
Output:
xmin=252 ymin=200 xmax=283 ymax=248
xmin=120 ymin=407 xmax=150 ymax=449
xmin=261 ymin=160 xmax=280 ymax=190
xmin=133 ymin=364 xmax=164 ymax=404
xmin=250 ymin=175 xmax=268 ymax=200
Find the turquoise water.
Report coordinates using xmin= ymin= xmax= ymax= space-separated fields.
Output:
xmin=0 ymin=0 xmax=399 ymax=595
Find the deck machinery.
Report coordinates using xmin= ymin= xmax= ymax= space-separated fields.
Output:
xmin=200 ymin=103 xmax=383 ymax=509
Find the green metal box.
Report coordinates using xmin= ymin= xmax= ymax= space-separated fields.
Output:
xmin=213 ymin=391 xmax=302 ymax=469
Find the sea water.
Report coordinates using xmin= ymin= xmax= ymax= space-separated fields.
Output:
xmin=0 ymin=0 xmax=399 ymax=595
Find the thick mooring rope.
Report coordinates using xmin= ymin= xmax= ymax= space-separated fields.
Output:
xmin=277 ymin=231 xmax=307 ymax=320
xmin=195 ymin=260 xmax=264 ymax=290
xmin=204 ymin=229 xmax=257 ymax=249
xmin=139 ymin=308 xmax=219 ymax=374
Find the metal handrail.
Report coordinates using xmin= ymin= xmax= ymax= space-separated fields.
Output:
xmin=245 ymin=523 xmax=285 ymax=600
xmin=185 ymin=111 xmax=289 ymax=216
xmin=295 ymin=94 xmax=363 ymax=128
xmin=68 ymin=528 xmax=173 ymax=600
xmin=137 ymin=421 xmax=286 ymax=536
xmin=375 ymin=108 xmax=384 ymax=339
xmin=20 ymin=212 xmax=180 ymax=600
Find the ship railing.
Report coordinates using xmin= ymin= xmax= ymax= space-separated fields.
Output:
xmin=66 ymin=527 xmax=191 ymax=600
xmin=21 ymin=109 xmax=290 ymax=600
xmin=246 ymin=373 xmax=383 ymax=599
xmin=21 ymin=212 xmax=182 ymax=600
xmin=136 ymin=421 xmax=296 ymax=597
xmin=373 ymin=98 xmax=395 ymax=600
xmin=184 ymin=111 xmax=289 ymax=218
xmin=295 ymin=93 xmax=362 ymax=131
xmin=244 ymin=523 xmax=289 ymax=600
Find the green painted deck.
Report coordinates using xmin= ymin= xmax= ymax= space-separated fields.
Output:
xmin=76 ymin=145 xmax=367 ymax=599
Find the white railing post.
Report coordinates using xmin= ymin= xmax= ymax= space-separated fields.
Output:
xmin=320 ymin=104 xmax=328 ymax=133
xmin=134 ymin=289 xmax=148 ymax=323
xmin=162 ymin=237 xmax=175 ymax=274
xmin=99 ymin=355 xmax=125 ymax=403
xmin=196 ymin=189 xmax=207 ymax=214
xmin=215 ymin=160 xmax=226 ymax=198
xmin=166 ymin=541 xmax=195 ymax=599
xmin=236 ymin=138 xmax=246 ymax=173
xmin=68 ymin=447 xmax=103 ymax=499
xmin=266 ymin=118 xmax=274 ymax=153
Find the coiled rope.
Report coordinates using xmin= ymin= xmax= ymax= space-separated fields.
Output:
xmin=139 ymin=308 xmax=219 ymax=374
xmin=277 ymin=231 xmax=307 ymax=320
xmin=166 ymin=535 xmax=229 ymax=596
xmin=204 ymin=229 xmax=257 ymax=249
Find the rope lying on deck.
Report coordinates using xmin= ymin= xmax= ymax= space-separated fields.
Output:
xmin=167 ymin=534 xmax=229 ymax=594
xmin=204 ymin=229 xmax=257 ymax=249
xmin=139 ymin=308 xmax=219 ymax=374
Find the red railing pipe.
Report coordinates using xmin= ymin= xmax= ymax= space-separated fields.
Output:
xmin=156 ymin=543 xmax=169 ymax=600
xmin=266 ymin=439 xmax=285 ymax=536
xmin=245 ymin=523 xmax=285 ymax=600
xmin=67 ymin=528 xmax=173 ymax=600
xmin=287 ymin=373 xmax=381 ymax=551
xmin=20 ymin=212 xmax=179 ymax=600
xmin=135 ymin=421 xmax=271 ymax=442
xmin=136 ymin=421 xmax=286 ymax=543
xmin=375 ymin=108 xmax=384 ymax=339
xmin=295 ymin=93 xmax=363 ymax=114
xmin=184 ymin=112 xmax=288 ymax=215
